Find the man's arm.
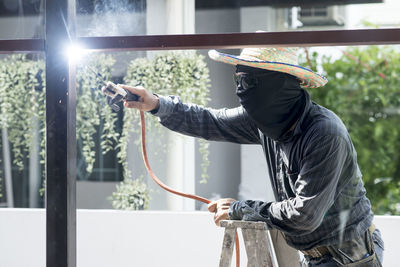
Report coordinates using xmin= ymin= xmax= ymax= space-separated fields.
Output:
xmin=121 ymin=84 xmax=260 ymax=144
xmin=155 ymin=95 xmax=260 ymax=144
xmin=228 ymin=135 xmax=351 ymax=235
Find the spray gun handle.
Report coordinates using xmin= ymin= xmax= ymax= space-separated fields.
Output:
xmin=124 ymin=89 xmax=139 ymax=102
xmin=102 ymin=81 xmax=139 ymax=102
xmin=101 ymin=82 xmax=141 ymax=112
xmin=107 ymin=82 xmax=139 ymax=102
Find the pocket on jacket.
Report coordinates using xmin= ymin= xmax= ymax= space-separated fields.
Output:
xmin=341 ymin=253 xmax=376 ymax=267
xmin=372 ymin=229 xmax=384 ymax=250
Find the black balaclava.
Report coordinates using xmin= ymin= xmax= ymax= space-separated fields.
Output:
xmin=235 ymin=64 xmax=306 ymax=141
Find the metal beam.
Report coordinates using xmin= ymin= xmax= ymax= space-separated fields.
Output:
xmin=0 ymin=39 xmax=44 ymax=54
xmin=45 ymin=0 xmax=77 ymax=266
xmin=1 ymin=28 xmax=400 ymax=53
xmin=77 ymin=28 xmax=400 ymax=51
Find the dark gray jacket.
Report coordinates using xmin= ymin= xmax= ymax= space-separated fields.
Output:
xmin=153 ymin=92 xmax=373 ymax=250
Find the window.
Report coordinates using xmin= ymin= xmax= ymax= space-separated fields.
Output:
xmin=0 ymin=0 xmax=399 ymax=266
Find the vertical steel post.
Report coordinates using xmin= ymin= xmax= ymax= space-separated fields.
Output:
xmin=45 ymin=0 xmax=76 ymax=266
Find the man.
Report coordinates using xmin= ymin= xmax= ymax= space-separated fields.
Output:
xmin=120 ymin=47 xmax=384 ymax=266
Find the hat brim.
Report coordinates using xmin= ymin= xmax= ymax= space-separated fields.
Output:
xmin=208 ymin=50 xmax=327 ymax=88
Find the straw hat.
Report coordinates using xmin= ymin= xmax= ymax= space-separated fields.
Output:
xmin=208 ymin=47 xmax=327 ymax=88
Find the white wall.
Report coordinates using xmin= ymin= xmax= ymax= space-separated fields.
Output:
xmin=373 ymin=216 xmax=397 ymax=265
xmin=346 ymin=0 xmax=400 ymax=29
xmin=0 ymin=209 xmax=231 ymax=267
xmin=240 ymin=6 xmax=278 ymax=32
xmin=0 ymin=209 xmax=397 ymax=267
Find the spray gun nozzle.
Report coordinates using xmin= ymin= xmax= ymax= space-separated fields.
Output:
xmin=87 ymin=65 xmax=107 ymax=84
xmin=87 ymin=65 xmax=139 ymax=111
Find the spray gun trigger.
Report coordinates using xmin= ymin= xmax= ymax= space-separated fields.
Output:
xmin=110 ymin=104 xmax=120 ymax=112
xmin=105 ymin=96 xmax=122 ymax=112
xmin=109 ymin=94 xmax=124 ymax=105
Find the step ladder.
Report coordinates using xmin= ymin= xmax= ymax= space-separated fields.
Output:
xmin=219 ymin=220 xmax=279 ymax=267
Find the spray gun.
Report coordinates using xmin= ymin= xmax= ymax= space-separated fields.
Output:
xmin=87 ymin=66 xmax=139 ymax=112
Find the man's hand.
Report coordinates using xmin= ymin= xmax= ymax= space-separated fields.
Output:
xmin=119 ymin=84 xmax=160 ymax=112
xmin=208 ymin=198 xmax=236 ymax=226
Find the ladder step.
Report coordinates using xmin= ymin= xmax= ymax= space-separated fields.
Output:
xmin=219 ymin=220 xmax=278 ymax=267
xmin=220 ymin=220 xmax=268 ymax=230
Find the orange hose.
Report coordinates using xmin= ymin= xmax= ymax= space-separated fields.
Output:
xmin=139 ymin=110 xmax=240 ymax=267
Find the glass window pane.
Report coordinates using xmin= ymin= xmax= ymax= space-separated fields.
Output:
xmin=0 ymin=52 xmax=45 ymax=263
xmin=74 ymin=49 xmax=218 ymax=210
xmin=75 ymin=0 xmax=399 ymax=37
xmin=0 ymin=0 xmax=44 ymax=39
xmin=73 ymin=45 xmax=400 ymax=216
xmin=76 ymin=0 xmax=146 ymax=37
xmin=0 ymin=53 xmax=45 ymax=208
xmin=1 ymin=43 xmax=398 ymax=265
xmin=1 ymin=44 xmax=399 ymax=213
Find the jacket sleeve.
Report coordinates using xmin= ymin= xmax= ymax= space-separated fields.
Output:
xmin=229 ymin=134 xmax=351 ymax=235
xmin=152 ymin=95 xmax=260 ymax=144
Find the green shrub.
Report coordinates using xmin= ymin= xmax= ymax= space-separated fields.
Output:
xmin=110 ymin=179 xmax=149 ymax=210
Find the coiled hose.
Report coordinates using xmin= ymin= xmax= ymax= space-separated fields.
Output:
xmin=139 ymin=110 xmax=240 ymax=267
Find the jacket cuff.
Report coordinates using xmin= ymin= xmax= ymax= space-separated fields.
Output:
xmin=150 ymin=95 xmax=174 ymax=117
xmin=228 ymin=200 xmax=244 ymax=220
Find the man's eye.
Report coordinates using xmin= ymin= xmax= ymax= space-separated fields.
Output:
xmin=242 ymin=76 xmax=257 ymax=89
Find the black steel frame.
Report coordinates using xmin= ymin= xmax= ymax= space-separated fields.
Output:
xmin=45 ymin=0 xmax=77 ymax=267
xmin=0 ymin=1 xmax=399 ymax=267
xmin=1 ymin=28 xmax=400 ymax=53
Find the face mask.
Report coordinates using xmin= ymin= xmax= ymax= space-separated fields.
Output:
xmin=235 ymin=65 xmax=306 ymax=141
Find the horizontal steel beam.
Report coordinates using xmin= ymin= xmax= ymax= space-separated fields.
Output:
xmin=0 ymin=28 xmax=400 ymax=53
xmin=77 ymin=28 xmax=400 ymax=51
xmin=0 ymin=39 xmax=44 ymax=53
